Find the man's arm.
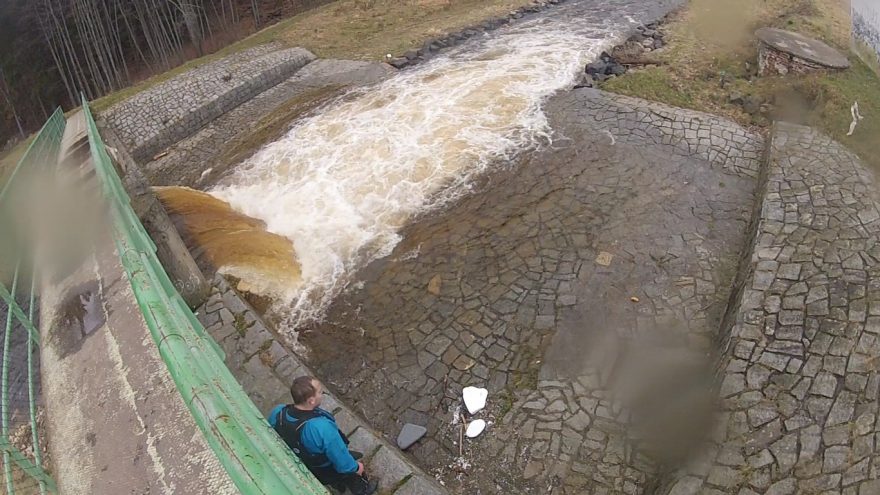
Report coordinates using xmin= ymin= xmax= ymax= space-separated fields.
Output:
xmin=267 ymin=405 xmax=285 ymax=428
xmin=311 ymin=420 xmax=359 ymax=474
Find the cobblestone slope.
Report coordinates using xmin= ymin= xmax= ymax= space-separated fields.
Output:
xmin=101 ymin=44 xmax=315 ymax=163
xmin=143 ymin=59 xmax=393 ymax=187
xmin=300 ymin=89 xmax=764 ymax=493
xmin=664 ymin=123 xmax=880 ymax=495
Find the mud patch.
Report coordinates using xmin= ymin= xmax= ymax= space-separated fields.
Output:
xmin=49 ymin=280 xmax=107 ymax=358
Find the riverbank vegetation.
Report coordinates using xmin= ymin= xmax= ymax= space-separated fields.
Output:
xmin=603 ymin=0 xmax=880 ymax=170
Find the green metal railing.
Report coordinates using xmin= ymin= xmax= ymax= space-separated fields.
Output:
xmin=0 ymin=108 xmax=65 ymax=495
xmin=81 ymin=98 xmax=327 ymax=494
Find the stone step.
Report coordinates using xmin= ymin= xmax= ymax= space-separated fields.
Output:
xmin=197 ymin=274 xmax=448 ymax=495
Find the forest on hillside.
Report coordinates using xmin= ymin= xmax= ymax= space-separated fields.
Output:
xmin=0 ymin=0 xmax=330 ymax=149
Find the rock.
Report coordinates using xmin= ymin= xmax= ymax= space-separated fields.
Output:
xmin=743 ymin=95 xmax=764 ymax=115
xmin=427 ymin=274 xmax=442 ymax=295
xmin=586 ymin=60 xmax=608 ymax=76
xmin=574 ymin=73 xmax=595 ymax=89
xmin=465 ymin=419 xmax=487 ymax=438
xmin=609 ymin=63 xmax=627 ymax=76
xmin=463 ymin=386 xmax=488 ymax=414
xmin=641 ymin=38 xmax=655 ymax=49
xmin=388 ymin=58 xmax=409 ymax=69
xmin=643 ymin=29 xmax=657 ymax=37
xmin=403 ymin=50 xmax=418 ymax=61
xmin=653 ymin=38 xmax=665 ymax=50
xmin=612 ymin=41 xmax=646 ymax=64
xmin=595 ymin=251 xmax=614 ymax=266
xmin=397 ymin=423 xmax=427 ymax=450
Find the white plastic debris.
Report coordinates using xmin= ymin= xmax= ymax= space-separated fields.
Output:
xmin=465 ymin=419 xmax=487 ymax=438
xmin=462 ymin=386 xmax=488 ymax=415
xmin=848 ymin=101 xmax=865 ymax=136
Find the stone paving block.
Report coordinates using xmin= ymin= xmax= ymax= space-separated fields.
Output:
xmin=298 ymin=83 xmax=766 ymax=494
xmin=368 ymin=446 xmax=414 ymax=493
xmin=333 ymin=408 xmax=361 ymax=437
xmin=393 ymin=474 xmax=445 ymax=495
xmin=348 ymin=428 xmax=383 ymax=458
xmin=661 ymin=123 xmax=880 ymax=493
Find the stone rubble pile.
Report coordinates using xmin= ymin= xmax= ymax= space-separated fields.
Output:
xmin=579 ymin=21 xmax=667 ymax=88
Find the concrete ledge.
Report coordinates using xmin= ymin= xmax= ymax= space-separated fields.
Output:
xmin=100 ymin=126 xmax=209 ymax=308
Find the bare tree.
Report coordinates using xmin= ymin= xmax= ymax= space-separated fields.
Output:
xmin=0 ymin=66 xmax=25 ymax=138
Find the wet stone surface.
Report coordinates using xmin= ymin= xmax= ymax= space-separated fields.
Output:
xmin=301 ymin=89 xmax=763 ymax=493
xmin=660 ymin=123 xmax=880 ymax=494
xmin=143 ymin=59 xmax=393 ymax=188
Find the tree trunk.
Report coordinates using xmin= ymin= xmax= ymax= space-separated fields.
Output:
xmin=251 ymin=0 xmax=260 ymax=29
xmin=182 ymin=1 xmax=205 ymax=56
xmin=0 ymin=66 xmax=25 ymax=137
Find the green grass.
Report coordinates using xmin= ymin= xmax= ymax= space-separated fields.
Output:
xmin=603 ymin=67 xmax=696 ymax=109
xmin=797 ymin=61 xmax=880 ymax=162
xmin=603 ymin=0 xmax=880 ymax=171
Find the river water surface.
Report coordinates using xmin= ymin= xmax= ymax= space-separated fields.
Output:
xmin=211 ymin=0 xmax=674 ymax=328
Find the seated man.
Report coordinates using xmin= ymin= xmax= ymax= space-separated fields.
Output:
xmin=269 ymin=376 xmax=378 ymax=495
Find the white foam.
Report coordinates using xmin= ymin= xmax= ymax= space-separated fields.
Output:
xmin=213 ymin=15 xmax=616 ymax=328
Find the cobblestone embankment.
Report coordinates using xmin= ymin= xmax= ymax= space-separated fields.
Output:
xmin=196 ymin=274 xmax=447 ymax=495
xmin=144 ymin=59 xmax=393 ymax=187
xmin=664 ymin=123 xmax=880 ymax=495
xmin=299 ymin=89 xmax=764 ymax=493
xmin=101 ymin=44 xmax=315 ymax=163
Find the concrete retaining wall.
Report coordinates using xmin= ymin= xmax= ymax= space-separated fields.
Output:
xmin=101 ymin=44 xmax=316 ymax=163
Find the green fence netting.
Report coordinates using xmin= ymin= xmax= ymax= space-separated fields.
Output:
xmin=0 ymin=107 xmax=65 ymax=495
xmin=80 ymin=98 xmax=327 ymax=495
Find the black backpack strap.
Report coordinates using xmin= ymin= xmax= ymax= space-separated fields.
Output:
xmin=274 ymin=406 xmax=330 ymax=469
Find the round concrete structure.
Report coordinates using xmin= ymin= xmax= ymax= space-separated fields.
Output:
xmin=756 ymin=27 xmax=850 ymax=75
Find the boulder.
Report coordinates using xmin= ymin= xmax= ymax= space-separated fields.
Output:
xmin=612 ymin=40 xmax=646 ymax=64
xmin=586 ymin=60 xmax=608 ymax=76
xmin=388 ymin=58 xmax=409 ymax=69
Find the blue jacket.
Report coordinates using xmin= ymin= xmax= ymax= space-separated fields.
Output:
xmin=268 ymin=405 xmax=358 ymax=474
